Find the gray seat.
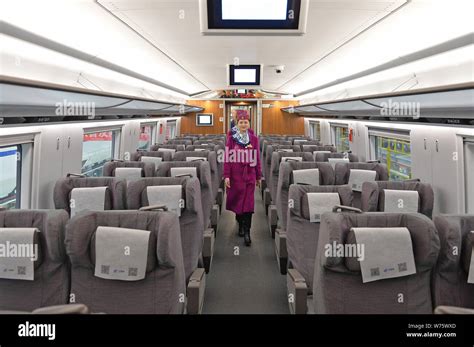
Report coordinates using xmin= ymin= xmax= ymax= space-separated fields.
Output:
xmin=276 ymin=162 xmax=335 ymax=231
xmin=167 ymin=139 xmax=192 ymax=146
xmin=126 ymin=177 xmax=204 ymax=281
xmin=54 ymin=176 xmax=127 ymax=216
xmin=194 ymin=139 xmax=225 ymax=147
xmin=335 ymin=162 xmax=389 ymax=209
xmin=172 ymin=151 xmax=219 ymax=202
xmin=65 ymin=210 xmax=186 ymax=314
xmin=361 ymin=181 xmax=434 ymax=218
xmin=433 ymin=215 xmax=474 ymax=309
xmin=263 ymin=145 xmax=301 ymax=183
xmin=261 ymin=139 xmax=291 ymax=156
xmin=130 ymin=150 xmax=172 ymax=162
xmin=185 ymin=144 xmax=225 ymax=184
xmin=314 ymin=152 xmax=359 ymax=162
xmin=150 ymin=144 xmax=185 ymax=152
xmin=286 ymin=184 xmax=353 ymax=305
xmin=312 ymin=211 xmax=440 ymax=314
xmin=102 ymin=160 xmax=155 ymax=177
xmin=300 ymin=145 xmax=336 ymax=153
xmin=0 ymin=303 xmax=90 ymax=315
xmin=156 ymin=161 xmax=213 ymax=230
xmin=294 ymin=140 xmax=321 ymax=146
xmin=0 ymin=209 xmax=70 ymax=311
xmin=269 ymin=152 xmax=314 ymax=204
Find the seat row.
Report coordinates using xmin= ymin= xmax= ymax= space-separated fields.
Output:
xmin=0 ymin=207 xmax=204 ymax=314
xmin=284 ymin=205 xmax=473 ymax=314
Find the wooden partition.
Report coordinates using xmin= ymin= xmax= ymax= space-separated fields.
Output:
xmin=181 ymin=100 xmax=224 ymax=135
xmin=261 ymin=100 xmax=303 ymax=135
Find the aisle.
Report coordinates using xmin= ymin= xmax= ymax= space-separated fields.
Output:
xmin=202 ymin=189 xmax=289 ymax=314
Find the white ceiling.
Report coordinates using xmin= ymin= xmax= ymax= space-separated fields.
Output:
xmin=99 ymin=0 xmax=408 ymax=93
xmin=2 ymin=0 xmax=471 ymax=99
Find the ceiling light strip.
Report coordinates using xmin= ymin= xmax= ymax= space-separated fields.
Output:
xmin=95 ymin=0 xmax=210 ymax=91
xmin=294 ymin=33 xmax=473 ymax=97
xmin=0 ymin=21 xmax=190 ymax=97
xmin=276 ymin=0 xmax=411 ymax=92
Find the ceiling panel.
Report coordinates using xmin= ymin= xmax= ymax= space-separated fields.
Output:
xmin=100 ymin=0 xmax=407 ymax=91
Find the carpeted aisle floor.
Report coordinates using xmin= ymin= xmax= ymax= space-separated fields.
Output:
xmin=202 ymin=188 xmax=289 ymax=314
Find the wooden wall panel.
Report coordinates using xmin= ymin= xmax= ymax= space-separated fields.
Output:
xmin=181 ymin=100 xmax=224 ymax=135
xmin=261 ymin=100 xmax=303 ymax=135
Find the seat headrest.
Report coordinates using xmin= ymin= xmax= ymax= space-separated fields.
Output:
xmin=335 ymin=162 xmax=388 ymax=185
xmin=271 ymin=152 xmax=313 ymax=173
xmin=0 ymin=227 xmax=42 ymax=280
xmin=127 ymin=177 xmax=200 ymax=214
xmin=54 ymin=177 xmax=127 ymax=214
xmin=361 ymin=181 xmax=434 ymax=218
xmin=288 ymin=184 xmax=353 ymax=220
xmin=319 ymin=212 xmax=439 ymax=274
xmin=102 ymin=161 xmax=155 ymax=177
xmin=91 ymin=226 xmax=153 ymax=280
xmin=66 ymin=210 xmax=181 ymax=270
xmin=0 ymin=210 xmax=69 ymax=263
xmin=156 ymin=161 xmax=211 ymax=189
xmin=279 ymin=162 xmax=335 ymax=189
xmin=131 ymin=151 xmax=172 ymax=162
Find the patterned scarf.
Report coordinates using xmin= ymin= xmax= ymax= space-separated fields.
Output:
xmin=231 ymin=120 xmax=250 ymax=147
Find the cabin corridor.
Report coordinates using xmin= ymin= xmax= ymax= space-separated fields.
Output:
xmin=202 ymin=188 xmax=289 ymax=314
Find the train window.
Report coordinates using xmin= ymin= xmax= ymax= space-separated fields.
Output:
xmin=138 ymin=124 xmax=155 ymax=150
xmin=0 ymin=145 xmax=22 ymax=209
xmin=81 ymin=130 xmax=120 ymax=177
xmin=311 ymin=122 xmax=321 ymax=141
xmin=370 ymin=133 xmax=412 ymax=181
xmin=167 ymin=120 xmax=177 ymax=139
xmin=332 ymin=125 xmax=350 ymax=152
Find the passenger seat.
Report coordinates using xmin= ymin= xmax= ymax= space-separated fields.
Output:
xmin=432 ymin=214 xmax=474 ymax=309
xmin=0 ymin=209 xmax=70 ymax=311
xmin=312 ymin=210 xmax=439 ymax=314
xmin=65 ymin=210 xmax=187 ymax=314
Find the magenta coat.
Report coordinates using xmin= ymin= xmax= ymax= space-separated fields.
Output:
xmin=223 ymin=132 xmax=261 ymax=215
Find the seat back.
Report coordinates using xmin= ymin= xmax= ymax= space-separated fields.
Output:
xmin=263 ymin=145 xmax=301 ymax=181
xmin=276 ymin=162 xmax=335 ymax=231
xmin=156 ymin=161 xmax=213 ymax=228
xmin=301 ymin=145 xmax=336 ymax=154
xmin=65 ymin=210 xmax=185 ymax=314
xmin=167 ymin=139 xmax=192 ymax=146
xmin=172 ymin=151 xmax=219 ymax=201
xmin=433 ymin=215 xmax=474 ymax=309
xmin=54 ymin=176 xmax=127 ymax=216
xmin=0 ymin=210 xmax=70 ymax=311
xmin=262 ymin=139 xmax=291 ymax=155
xmin=313 ymin=212 xmax=440 ymax=314
xmin=314 ymin=152 xmax=359 ymax=162
xmin=287 ymin=185 xmax=353 ymax=292
xmin=102 ymin=160 xmax=155 ymax=178
xmin=127 ymin=177 xmax=204 ymax=282
xmin=335 ymin=162 xmax=388 ymax=208
xmin=361 ymin=181 xmax=434 ymax=218
xmin=269 ymin=152 xmax=314 ymax=203
xmin=131 ymin=150 xmax=172 ymax=162
xmin=150 ymin=144 xmax=185 ymax=152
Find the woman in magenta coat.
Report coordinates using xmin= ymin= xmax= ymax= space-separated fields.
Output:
xmin=223 ymin=110 xmax=261 ymax=246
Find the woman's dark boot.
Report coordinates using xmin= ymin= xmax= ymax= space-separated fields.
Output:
xmin=244 ymin=214 xmax=252 ymax=246
xmin=237 ymin=215 xmax=244 ymax=237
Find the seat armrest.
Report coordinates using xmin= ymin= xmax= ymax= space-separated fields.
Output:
xmin=187 ymin=268 xmax=206 ymax=314
xmin=287 ymin=269 xmax=308 ymax=314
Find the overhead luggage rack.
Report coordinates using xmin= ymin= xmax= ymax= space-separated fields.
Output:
xmin=0 ymin=79 xmax=204 ymax=121
xmin=281 ymin=86 xmax=474 ymax=122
